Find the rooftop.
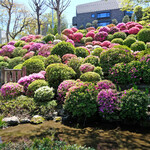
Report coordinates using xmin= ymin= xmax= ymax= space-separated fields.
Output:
xmin=76 ymin=0 xmax=122 ymax=14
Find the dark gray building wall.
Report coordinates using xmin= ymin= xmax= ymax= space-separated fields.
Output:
xmin=73 ymin=9 xmax=125 ymax=28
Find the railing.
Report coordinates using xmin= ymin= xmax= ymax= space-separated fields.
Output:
xmin=0 ymin=67 xmax=26 ymax=86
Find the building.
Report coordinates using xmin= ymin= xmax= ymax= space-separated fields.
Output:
xmin=73 ymin=0 xmax=133 ymax=28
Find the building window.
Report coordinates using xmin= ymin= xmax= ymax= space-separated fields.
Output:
xmin=97 ymin=12 xmax=110 ymax=18
xmin=98 ymin=21 xmax=110 ymax=26
xmin=125 ymin=11 xmax=133 ymax=17
xmin=91 ymin=14 xmax=95 ymax=18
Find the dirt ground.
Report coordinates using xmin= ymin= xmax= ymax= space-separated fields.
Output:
xmin=0 ymin=121 xmax=150 ymax=150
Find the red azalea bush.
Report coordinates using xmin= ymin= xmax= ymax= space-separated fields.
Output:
xmin=128 ymin=27 xmax=140 ymax=34
xmin=62 ymin=54 xmax=77 ymax=64
xmin=86 ymin=31 xmax=95 ymax=39
xmin=73 ymin=32 xmax=83 ymax=42
xmin=62 ymin=29 xmax=74 ymax=36
xmin=94 ymin=31 xmax=108 ymax=42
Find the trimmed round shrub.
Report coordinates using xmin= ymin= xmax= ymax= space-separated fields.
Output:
xmin=22 ymin=51 xmax=35 ymax=60
xmin=34 ymin=86 xmax=54 ymax=102
xmin=46 ymin=63 xmax=76 ymax=88
xmin=9 ymin=57 xmax=23 ymax=69
xmin=27 ymin=80 xmax=48 ymax=96
xmin=111 ymin=38 xmax=123 ymax=45
xmin=75 ymin=47 xmax=89 ymax=58
xmin=67 ymin=57 xmax=84 ymax=78
xmin=0 ymin=82 xmax=24 ymax=99
xmin=23 ymin=58 xmax=45 ymax=75
xmin=44 ymin=55 xmax=61 ymax=67
xmin=131 ymin=41 xmax=146 ymax=51
xmin=80 ymin=37 xmax=86 ymax=44
xmin=74 ymin=32 xmax=83 ymax=42
xmin=83 ymin=55 xmax=100 ymax=66
xmin=94 ymin=31 xmax=108 ymax=42
xmin=79 ymin=63 xmax=95 ymax=73
xmin=97 ymin=89 xmax=120 ymax=119
xmin=84 ymin=37 xmax=93 ymax=43
xmin=100 ymin=48 xmax=134 ymax=73
xmin=38 ymin=44 xmax=52 ymax=57
xmin=137 ymin=28 xmax=150 ymax=43
xmin=29 ymin=55 xmax=46 ymax=62
xmin=12 ymin=47 xmax=27 ymax=57
xmin=0 ymin=61 xmax=9 ymax=68
xmin=80 ymin=72 xmax=101 ymax=82
xmin=91 ymin=48 xmax=104 ymax=57
xmin=57 ymin=80 xmax=76 ymax=103
xmin=62 ymin=54 xmax=77 ymax=64
xmin=120 ymin=88 xmax=149 ymax=121
xmin=42 ymin=34 xmax=55 ymax=43
xmin=14 ymin=40 xmax=26 ymax=47
xmin=0 ymin=56 xmax=4 ymax=62
xmin=113 ymin=32 xmax=127 ymax=40
xmin=64 ymin=83 xmax=98 ymax=120
xmin=51 ymin=41 xmax=75 ymax=57
xmin=107 ymin=34 xmax=114 ymax=41
xmin=55 ymin=33 xmax=68 ymax=41
xmin=13 ymin=64 xmax=23 ymax=69
xmin=123 ymin=37 xmax=136 ymax=47
xmin=93 ymin=66 xmax=103 ymax=77
xmin=127 ymin=34 xmax=137 ymax=39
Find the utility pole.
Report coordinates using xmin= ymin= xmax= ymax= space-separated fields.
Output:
xmin=52 ymin=0 xmax=54 ymax=29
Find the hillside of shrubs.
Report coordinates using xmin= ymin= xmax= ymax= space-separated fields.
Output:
xmin=0 ymin=21 xmax=150 ymax=130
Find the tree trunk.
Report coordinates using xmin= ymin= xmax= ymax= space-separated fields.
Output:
xmin=57 ymin=12 xmax=61 ymax=35
xmin=6 ymin=10 xmax=11 ymax=42
xmin=37 ymin=10 xmax=40 ymax=34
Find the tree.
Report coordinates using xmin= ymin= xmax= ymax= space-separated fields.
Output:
xmin=86 ymin=22 xmax=92 ymax=28
xmin=92 ymin=20 xmax=98 ymax=28
xmin=79 ymin=24 xmax=84 ymax=29
xmin=47 ymin=0 xmax=71 ymax=35
xmin=29 ymin=0 xmax=47 ymax=34
xmin=112 ymin=19 xmax=118 ymax=25
xmin=0 ymin=0 xmax=14 ymax=42
xmin=122 ymin=15 xmax=130 ymax=23
xmin=134 ymin=5 xmax=143 ymax=22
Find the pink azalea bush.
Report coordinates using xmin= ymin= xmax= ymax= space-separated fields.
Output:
xmin=109 ymin=27 xmax=119 ymax=34
xmin=62 ymin=29 xmax=74 ymax=36
xmin=128 ymin=27 xmax=140 ymax=34
xmin=71 ymin=27 xmax=78 ymax=32
xmin=62 ymin=54 xmax=77 ymax=64
xmin=38 ymin=44 xmax=52 ymax=57
xmin=28 ymin=43 xmax=43 ymax=52
xmin=86 ymin=31 xmax=95 ymax=39
xmin=94 ymin=31 xmax=108 ymax=42
xmin=22 ymin=51 xmax=35 ymax=60
xmin=120 ymin=25 xmax=127 ymax=31
xmin=79 ymin=63 xmax=95 ymax=73
xmin=73 ymin=32 xmax=83 ymax=42
xmin=57 ymin=80 xmax=76 ymax=103
xmin=92 ymin=41 xmax=101 ymax=46
xmin=66 ymin=39 xmax=75 ymax=46
xmin=0 ymin=45 xmax=15 ymax=57
xmin=0 ymin=82 xmax=24 ymax=99
xmin=99 ymin=26 xmax=110 ymax=33
xmin=101 ymin=41 xmax=111 ymax=47
xmin=23 ymin=45 xmax=31 ymax=50
xmin=8 ymin=41 xmax=16 ymax=46
xmin=117 ymin=23 xmax=126 ymax=28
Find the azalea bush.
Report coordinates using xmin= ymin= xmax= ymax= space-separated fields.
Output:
xmin=94 ymin=31 xmax=108 ymax=42
xmin=123 ymin=37 xmax=136 ymax=47
xmin=38 ymin=44 xmax=52 ymax=57
xmin=9 ymin=57 xmax=23 ymax=69
xmin=91 ymin=48 xmax=104 ymax=57
xmin=0 ymin=45 xmax=15 ymax=57
xmin=44 ymin=55 xmax=61 ymax=67
xmin=113 ymin=32 xmax=127 ymax=40
xmin=137 ymin=28 xmax=150 ymax=43
xmin=79 ymin=63 xmax=95 ymax=73
xmin=75 ymin=47 xmax=89 ymax=58
xmin=42 ymin=34 xmax=54 ymax=43
xmin=22 ymin=51 xmax=35 ymax=60
xmin=130 ymin=41 xmax=146 ymax=51
xmin=0 ymin=82 xmax=24 ymax=99
xmin=83 ymin=55 xmax=100 ymax=66
xmin=62 ymin=54 xmax=77 ymax=64
xmin=12 ymin=47 xmax=27 ymax=57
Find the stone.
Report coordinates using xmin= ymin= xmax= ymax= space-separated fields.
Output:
xmin=20 ymin=118 xmax=30 ymax=124
xmin=30 ymin=115 xmax=44 ymax=124
xmin=2 ymin=116 xmax=19 ymax=126
xmin=53 ymin=116 xmax=62 ymax=122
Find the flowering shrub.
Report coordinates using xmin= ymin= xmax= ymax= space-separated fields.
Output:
xmin=86 ymin=27 xmax=95 ymax=32
xmin=131 ymin=41 xmax=146 ymax=51
xmin=73 ymin=32 xmax=83 ymax=42
xmin=120 ymin=88 xmax=148 ymax=121
xmin=8 ymin=41 xmax=16 ymax=46
xmin=44 ymin=55 xmax=61 ymax=67
xmin=0 ymin=45 xmax=15 ymax=57
xmin=18 ymin=71 xmax=45 ymax=91
xmin=55 ymin=34 xmax=68 ymax=41
xmin=62 ymin=29 xmax=74 ymax=36
xmin=101 ymin=41 xmax=111 ymax=47
xmin=128 ymin=27 xmax=140 ymax=34
xmin=0 ymin=82 xmax=24 ymax=99
xmin=123 ymin=37 xmax=136 ymax=47
xmin=23 ymin=45 xmax=31 ymax=50
xmin=84 ymin=55 xmax=100 ymax=66
xmin=12 ymin=47 xmax=27 ymax=57
xmin=99 ymin=26 xmax=110 ymax=33
xmin=28 ymin=43 xmax=43 ymax=52
xmin=51 ymin=41 xmax=75 ymax=58
xmin=66 ymin=39 xmax=75 ymax=46
xmin=80 ymin=72 xmax=101 ymax=82
xmin=140 ymin=54 xmax=150 ymax=65
xmin=71 ymin=27 xmax=78 ymax=32
xmin=79 ymin=63 xmax=95 ymax=73
xmin=34 ymin=86 xmax=54 ymax=102
xmin=117 ymin=23 xmax=126 ymax=28
xmin=97 ymin=89 xmax=120 ymax=119
xmin=137 ymin=28 xmax=150 ymax=43
xmin=109 ymin=27 xmax=119 ymax=34
xmin=92 ymin=41 xmax=101 ymax=46
xmin=91 ymin=47 xmax=104 ymax=57
xmin=42 ymin=34 xmax=55 ymax=43
xmin=62 ymin=54 xmax=77 ymax=64
xmin=113 ymin=32 xmax=127 ymax=40
xmin=38 ymin=44 xmax=52 ymax=57
xmin=9 ymin=57 xmax=23 ymax=69
xmin=120 ymin=25 xmax=127 ymax=31
xmin=75 ymin=47 xmax=89 ymax=58
xmin=57 ymin=80 xmax=76 ymax=103
xmin=46 ymin=63 xmax=76 ymax=88
xmin=86 ymin=31 xmax=95 ymax=39
xmin=64 ymin=83 xmax=98 ymax=120
xmin=14 ymin=40 xmax=26 ymax=47
xmin=111 ymin=38 xmax=123 ymax=45
xmin=94 ymin=31 xmax=108 ymax=42
xmin=95 ymin=80 xmax=116 ymax=91
xmin=22 ymin=51 xmax=35 ymax=60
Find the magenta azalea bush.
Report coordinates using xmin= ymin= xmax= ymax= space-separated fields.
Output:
xmin=99 ymin=26 xmax=110 ymax=33
xmin=109 ymin=27 xmax=119 ymax=34
xmin=0 ymin=45 xmax=15 ymax=57
xmin=86 ymin=31 xmax=95 ymax=39
xmin=73 ymin=32 xmax=83 ymax=42
xmin=79 ymin=63 xmax=95 ymax=73
xmin=38 ymin=44 xmax=52 ymax=57
xmin=0 ymin=82 xmax=24 ymax=99
xmin=128 ymin=27 xmax=140 ymax=34
xmin=94 ymin=31 xmax=108 ymax=42
xmin=66 ymin=39 xmax=75 ymax=46
xmin=57 ymin=80 xmax=76 ymax=103
xmin=28 ymin=43 xmax=43 ymax=52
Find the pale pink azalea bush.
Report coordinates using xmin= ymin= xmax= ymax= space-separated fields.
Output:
xmin=128 ymin=27 xmax=140 ymax=34
xmin=62 ymin=54 xmax=77 ymax=64
xmin=101 ymin=41 xmax=111 ymax=47
xmin=66 ymin=39 xmax=75 ymax=46
xmin=79 ymin=63 xmax=95 ymax=73
xmin=38 ymin=44 xmax=52 ymax=57
xmin=0 ymin=82 xmax=24 ymax=99
xmin=22 ymin=51 xmax=35 ymax=60
xmin=23 ymin=45 xmax=31 ymax=50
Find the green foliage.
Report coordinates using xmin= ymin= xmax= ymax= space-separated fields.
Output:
xmin=80 ymin=72 xmax=101 ymax=82
xmin=120 ymin=88 xmax=148 ymax=121
xmin=64 ymin=84 xmax=98 ymax=120
xmin=27 ymin=80 xmax=48 ymax=97
xmin=13 ymin=64 xmax=23 ymax=69
xmin=34 ymin=86 xmax=54 ymax=102
xmin=131 ymin=41 xmax=146 ymax=51
xmin=0 ymin=62 xmax=9 ymax=69
xmin=12 ymin=47 xmax=27 ymax=57
xmin=0 ymin=56 xmax=4 ymax=62
xmin=80 ymin=37 xmax=86 ymax=44
xmin=86 ymin=22 xmax=92 ymax=28
xmin=127 ymin=34 xmax=137 ymax=39
xmin=23 ymin=58 xmax=45 ymax=75
xmin=14 ymin=41 xmax=26 ymax=47
xmin=111 ymin=38 xmax=124 ymax=45
xmin=75 ymin=47 xmax=89 ymax=58
xmin=0 ymin=116 xmax=7 ymax=128
xmin=42 ymin=34 xmax=55 ymax=43
xmin=55 ymin=34 xmax=67 ymax=41
xmin=30 ymin=55 xmax=46 ymax=62
xmin=44 ymin=55 xmax=61 ymax=68
xmin=93 ymin=66 xmax=103 ymax=77
xmin=92 ymin=20 xmax=98 ymax=28
xmin=122 ymin=15 xmax=130 ymax=23
xmin=107 ymin=34 xmax=114 ymax=41
xmin=9 ymin=57 xmax=23 ymax=69
xmin=83 ymin=55 xmax=100 ymax=66
xmin=91 ymin=48 xmax=104 ymax=57
xmin=46 ymin=63 xmax=76 ymax=88
xmin=79 ymin=24 xmax=84 ymax=29
xmin=112 ymin=19 xmax=118 ymax=25
xmin=67 ymin=57 xmax=83 ymax=78
xmin=51 ymin=41 xmax=75 ymax=57
xmin=113 ymin=32 xmax=127 ymax=40
xmin=134 ymin=5 xmax=143 ymax=22
xmin=123 ymin=37 xmax=136 ymax=47
xmin=84 ymin=37 xmax=93 ymax=43
xmin=137 ymin=28 xmax=150 ymax=43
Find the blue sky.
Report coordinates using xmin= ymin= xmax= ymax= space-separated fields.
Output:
xmin=17 ymin=0 xmax=96 ymax=26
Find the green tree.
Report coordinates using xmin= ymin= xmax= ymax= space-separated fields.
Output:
xmin=122 ymin=15 xmax=130 ymax=23
xmin=134 ymin=5 xmax=143 ymax=22
xmin=86 ymin=22 xmax=92 ymax=28
xmin=112 ymin=19 xmax=118 ymax=25
xmin=92 ymin=20 xmax=98 ymax=28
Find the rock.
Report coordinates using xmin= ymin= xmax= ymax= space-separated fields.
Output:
xmin=2 ymin=116 xmax=19 ymax=126
xmin=30 ymin=115 xmax=44 ymax=124
xmin=20 ymin=118 xmax=30 ymax=124
xmin=53 ymin=116 xmax=62 ymax=122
